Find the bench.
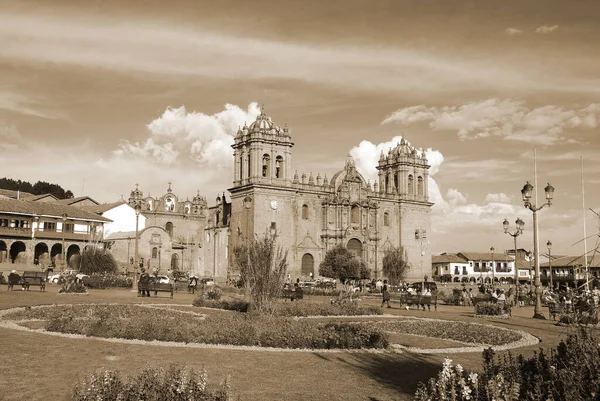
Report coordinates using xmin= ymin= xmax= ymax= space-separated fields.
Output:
xmin=282 ymin=286 xmax=303 ymax=301
xmin=548 ymin=303 xmax=565 ymax=320
xmin=138 ymin=282 xmax=174 ymax=298
xmin=21 ymin=271 xmax=48 ymax=291
xmin=400 ymin=294 xmax=437 ymax=311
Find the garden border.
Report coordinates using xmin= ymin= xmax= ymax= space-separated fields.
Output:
xmin=0 ymin=304 xmax=539 ymax=354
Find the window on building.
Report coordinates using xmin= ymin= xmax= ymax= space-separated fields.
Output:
xmin=385 ymin=173 xmax=390 ymax=193
xmin=216 ymin=211 xmax=220 ymax=225
xmin=302 ymin=204 xmax=308 ymax=220
xmin=275 ymin=156 xmax=283 ymax=178
xmin=165 ymin=222 xmax=173 ymax=237
xmin=63 ymin=223 xmax=74 ymax=233
xmin=351 ymin=205 xmax=359 ymax=224
xmin=394 ymin=172 xmax=399 ymax=192
xmin=262 ymin=154 xmax=270 ymax=177
xmin=408 ymin=175 xmax=414 ymax=194
xmin=239 ymin=155 xmax=243 ymax=179
xmin=247 ymin=154 xmax=251 ymax=178
xmin=417 ymin=176 xmax=424 ymax=196
xmin=474 ymin=262 xmax=480 ymax=272
xmin=152 ymin=247 xmax=158 ymax=259
xmin=383 ymin=212 xmax=390 ymax=226
xmin=43 ymin=222 xmax=56 ymax=231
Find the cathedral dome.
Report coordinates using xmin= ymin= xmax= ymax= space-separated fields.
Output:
xmin=330 ymin=155 xmax=368 ymax=189
xmin=248 ymin=108 xmax=283 ymax=134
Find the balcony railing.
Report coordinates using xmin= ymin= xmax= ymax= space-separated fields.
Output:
xmin=34 ymin=229 xmax=97 ymax=242
xmin=0 ymin=226 xmax=31 ymax=238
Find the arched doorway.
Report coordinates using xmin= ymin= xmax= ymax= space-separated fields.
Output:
xmin=347 ymin=238 xmax=363 ymax=258
xmin=9 ymin=241 xmax=27 ymax=264
xmin=0 ymin=240 xmax=7 ymax=263
xmin=51 ymin=243 xmax=63 ymax=265
xmin=165 ymin=222 xmax=173 ymax=238
xmin=171 ymin=253 xmax=179 ymax=271
xmin=34 ymin=242 xmax=49 ymax=265
xmin=301 ymin=253 xmax=314 ymax=277
xmin=67 ymin=245 xmax=80 ymax=268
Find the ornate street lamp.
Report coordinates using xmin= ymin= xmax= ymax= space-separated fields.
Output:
xmin=503 ymin=217 xmax=524 ymax=298
xmin=521 ymin=181 xmax=554 ymax=319
xmin=490 ymin=246 xmax=495 ymax=286
xmin=547 ymin=240 xmax=553 ymax=290
xmin=134 ymin=204 xmax=141 ymax=290
xmin=61 ymin=213 xmax=68 ymax=271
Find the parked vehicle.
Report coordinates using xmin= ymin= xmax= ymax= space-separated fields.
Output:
xmin=154 ymin=275 xmax=170 ymax=284
xmin=48 ymin=269 xmax=78 ymax=283
xmin=408 ymin=281 xmax=438 ymax=292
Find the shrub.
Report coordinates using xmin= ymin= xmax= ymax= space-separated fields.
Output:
xmin=414 ymin=328 xmax=600 ymax=401
xmin=83 ymin=273 xmax=133 ymax=289
xmin=202 ymin=286 xmax=223 ymax=300
xmin=75 ymin=247 xmax=118 ymax=275
xmin=72 ymin=364 xmax=231 ymax=401
xmin=193 ymin=298 xmax=250 ymax=312
xmin=272 ymin=301 xmax=382 ymax=317
xmin=475 ymin=301 xmax=505 ymax=316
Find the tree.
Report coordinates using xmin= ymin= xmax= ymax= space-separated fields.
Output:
xmin=233 ymin=232 xmax=289 ymax=313
xmin=75 ymin=246 xmax=118 ymax=274
xmin=319 ymin=245 xmax=370 ymax=284
xmin=382 ymin=246 xmax=410 ymax=285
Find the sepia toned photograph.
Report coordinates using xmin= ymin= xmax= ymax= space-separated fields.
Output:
xmin=0 ymin=0 xmax=599 ymax=400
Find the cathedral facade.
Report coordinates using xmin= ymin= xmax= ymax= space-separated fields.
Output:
xmin=228 ymin=109 xmax=433 ymax=282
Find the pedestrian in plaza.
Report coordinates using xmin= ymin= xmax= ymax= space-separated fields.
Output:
xmin=381 ymin=279 xmax=391 ymax=308
xmin=139 ymin=268 xmax=151 ymax=297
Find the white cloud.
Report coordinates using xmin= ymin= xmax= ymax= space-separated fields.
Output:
xmin=504 ymin=28 xmax=523 ymax=35
xmin=485 ymin=193 xmax=512 ymax=203
xmin=536 ymin=25 xmax=559 ymax=34
xmin=0 ymin=91 xmax=59 ymax=119
xmin=113 ymin=102 xmax=261 ymax=167
xmin=382 ymin=99 xmax=600 ymax=145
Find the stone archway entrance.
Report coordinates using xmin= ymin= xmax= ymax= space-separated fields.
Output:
xmin=301 ymin=253 xmax=314 ymax=278
xmin=171 ymin=253 xmax=179 ymax=271
xmin=67 ymin=245 xmax=80 ymax=268
xmin=34 ymin=242 xmax=50 ymax=265
xmin=0 ymin=240 xmax=7 ymax=263
xmin=50 ymin=243 xmax=63 ymax=265
xmin=347 ymin=238 xmax=363 ymax=258
xmin=9 ymin=241 xmax=27 ymax=264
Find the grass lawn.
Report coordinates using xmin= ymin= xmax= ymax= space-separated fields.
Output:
xmin=0 ymin=285 xmax=571 ymax=401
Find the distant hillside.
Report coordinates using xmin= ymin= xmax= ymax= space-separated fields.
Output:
xmin=0 ymin=177 xmax=74 ymax=200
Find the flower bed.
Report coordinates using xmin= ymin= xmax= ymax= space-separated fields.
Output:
xmin=3 ymin=304 xmax=388 ymax=350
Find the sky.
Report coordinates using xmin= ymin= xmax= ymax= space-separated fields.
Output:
xmin=1 ymin=0 xmax=599 ymax=257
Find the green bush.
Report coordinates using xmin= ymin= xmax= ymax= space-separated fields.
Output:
xmin=475 ymin=301 xmax=505 ymax=316
xmin=414 ymin=328 xmax=600 ymax=401
xmin=192 ymin=298 xmax=250 ymax=312
xmin=83 ymin=273 xmax=132 ymax=289
xmin=75 ymin=247 xmax=118 ymax=275
xmin=272 ymin=301 xmax=382 ymax=317
xmin=58 ymin=276 xmax=88 ymax=294
xmin=72 ymin=364 xmax=230 ymax=401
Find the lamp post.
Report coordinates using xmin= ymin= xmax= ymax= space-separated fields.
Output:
xmin=503 ymin=218 xmax=525 ymax=290
xmin=134 ymin=204 xmax=141 ymax=289
xmin=61 ymin=213 xmax=68 ymax=271
xmin=521 ymin=180 xmax=555 ymax=319
xmin=547 ymin=240 xmax=553 ymax=290
xmin=490 ymin=246 xmax=495 ymax=287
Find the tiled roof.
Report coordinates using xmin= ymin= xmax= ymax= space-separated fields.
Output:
xmin=432 ymin=254 xmax=468 ymax=263
xmin=0 ymin=198 xmax=111 ymax=222
xmin=81 ymin=200 xmax=127 ymax=214
xmin=58 ymin=196 xmax=100 ymax=205
xmin=540 ymin=254 xmax=600 ymax=268
xmin=0 ymin=189 xmax=35 ymax=200
xmin=29 ymin=193 xmax=60 ymax=202
xmin=104 ymin=230 xmax=137 ymax=240
xmin=458 ymin=252 xmax=514 ymax=262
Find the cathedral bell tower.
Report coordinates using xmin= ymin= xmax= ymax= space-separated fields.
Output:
xmin=231 ymin=107 xmax=294 ymax=188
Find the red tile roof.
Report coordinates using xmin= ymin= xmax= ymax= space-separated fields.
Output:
xmin=432 ymin=254 xmax=468 ymax=263
xmin=81 ymin=200 xmax=127 ymax=214
xmin=0 ymin=198 xmax=111 ymax=222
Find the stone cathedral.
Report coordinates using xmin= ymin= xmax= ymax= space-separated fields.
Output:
xmin=228 ymin=108 xmax=433 ymax=281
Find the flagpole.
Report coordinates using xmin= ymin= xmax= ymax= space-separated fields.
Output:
xmin=581 ymin=156 xmax=589 ymax=291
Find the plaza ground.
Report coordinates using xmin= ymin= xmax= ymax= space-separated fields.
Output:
xmin=0 ymin=285 xmax=570 ymax=401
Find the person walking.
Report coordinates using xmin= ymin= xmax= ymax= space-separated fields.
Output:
xmin=381 ymin=279 xmax=391 ymax=308
xmin=139 ymin=268 xmax=151 ymax=297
